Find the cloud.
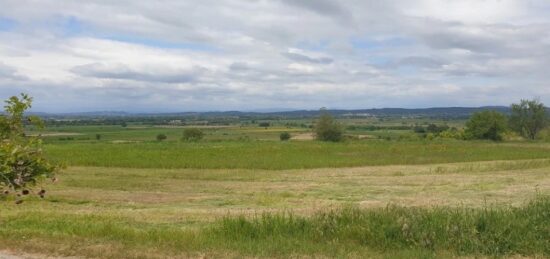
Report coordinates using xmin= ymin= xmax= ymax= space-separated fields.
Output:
xmin=0 ymin=0 xmax=549 ymax=112
xmin=71 ymin=62 xmax=201 ymax=83
xmin=0 ymin=62 xmax=28 ymax=81
xmin=278 ymin=0 xmax=352 ymax=22
xmin=282 ymin=49 xmax=333 ymax=64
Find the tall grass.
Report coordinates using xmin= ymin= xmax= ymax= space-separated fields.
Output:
xmin=44 ymin=140 xmax=550 ymax=169
xmin=211 ymin=195 xmax=550 ymax=257
xmin=1 ymin=196 xmax=548 ymax=257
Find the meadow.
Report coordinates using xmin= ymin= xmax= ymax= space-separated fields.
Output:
xmin=1 ymin=122 xmax=550 ymax=258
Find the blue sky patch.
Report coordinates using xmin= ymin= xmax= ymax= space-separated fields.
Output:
xmin=0 ymin=17 xmax=16 ymax=31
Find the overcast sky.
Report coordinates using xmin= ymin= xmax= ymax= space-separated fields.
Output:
xmin=0 ymin=0 xmax=549 ymax=112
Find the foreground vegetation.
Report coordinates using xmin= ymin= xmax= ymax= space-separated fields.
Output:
xmin=1 ymin=195 xmax=549 ymax=258
xmin=1 ymin=159 xmax=549 ymax=258
xmin=215 ymin=195 xmax=550 ymax=257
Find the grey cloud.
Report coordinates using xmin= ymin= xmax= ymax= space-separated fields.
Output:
xmin=229 ymin=62 xmax=250 ymax=71
xmin=71 ymin=63 xmax=202 ymax=83
xmin=282 ymin=52 xmax=333 ymax=64
xmin=399 ymin=56 xmax=446 ymax=68
xmin=279 ymin=0 xmax=352 ymax=22
xmin=382 ymin=56 xmax=447 ymax=69
xmin=0 ymin=63 xmax=28 ymax=81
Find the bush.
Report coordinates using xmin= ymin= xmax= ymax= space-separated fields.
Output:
xmin=279 ymin=132 xmax=291 ymax=141
xmin=259 ymin=122 xmax=270 ymax=128
xmin=0 ymin=94 xmax=60 ymax=203
xmin=95 ymin=134 xmax=101 ymax=140
xmin=156 ymin=134 xmax=167 ymax=141
xmin=465 ymin=111 xmax=508 ymax=141
xmin=426 ymin=124 xmax=449 ymax=134
xmin=537 ymin=128 xmax=550 ymax=142
xmin=314 ymin=109 xmax=343 ymax=142
xmin=182 ymin=128 xmax=204 ymax=142
xmin=438 ymin=128 xmax=465 ymax=140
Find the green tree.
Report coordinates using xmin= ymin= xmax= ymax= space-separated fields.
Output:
xmin=510 ymin=99 xmax=547 ymax=140
xmin=0 ymin=94 xmax=60 ymax=203
xmin=279 ymin=132 xmax=291 ymax=141
xmin=182 ymin=128 xmax=204 ymax=142
xmin=314 ymin=108 xmax=343 ymax=142
xmin=156 ymin=133 xmax=167 ymax=141
xmin=464 ymin=111 xmax=508 ymax=141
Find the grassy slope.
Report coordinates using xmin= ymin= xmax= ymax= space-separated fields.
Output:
xmin=45 ymin=140 xmax=550 ymax=169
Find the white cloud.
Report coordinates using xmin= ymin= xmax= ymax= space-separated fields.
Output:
xmin=0 ymin=0 xmax=549 ymax=112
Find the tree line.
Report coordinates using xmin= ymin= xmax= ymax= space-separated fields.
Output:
xmin=311 ymin=99 xmax=548 ymax=142
xmin=465 ymin=99 xmax=547 ymax=141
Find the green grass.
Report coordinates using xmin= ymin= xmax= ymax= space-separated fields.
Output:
xmin=44 ymin=140 xmax=550 ymax=169
xmin=1 ymin=196 xmax=548 ymax=258
xmin=212 ymin=195 xmax=550 ymax=257
xmin=37 ymin=125 xmax=310 ymax=143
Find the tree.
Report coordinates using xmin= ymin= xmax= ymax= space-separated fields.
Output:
xmin=314 ymin=108 xmax=343 ymax=142
xmin=156 ymin=133 xmax=167 ymax=141
xmin=0 ymin=94 xmax=60 ymax=203
xmin=464 ymin=111 xmax=508 ymax=141
xmin=510 ymin=99 xmax=547 ymax=140
xmin=182 ymin=128 xmax=204 ymax=141
xmin=279 ymin=132 xmax=291 ymax=141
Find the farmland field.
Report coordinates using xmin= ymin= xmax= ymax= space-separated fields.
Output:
xmin=2 ymin=124 xmax=550 ymax=258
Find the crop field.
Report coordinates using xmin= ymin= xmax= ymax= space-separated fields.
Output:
xmin=2 ymin=124 xmax=550 ymax=258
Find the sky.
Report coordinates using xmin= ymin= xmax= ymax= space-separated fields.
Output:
xmin=0 ymin=0 xmax=549 ymax=113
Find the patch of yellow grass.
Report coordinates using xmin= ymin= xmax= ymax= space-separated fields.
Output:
xmin=5 ymin=159 xmax=542 ymax=225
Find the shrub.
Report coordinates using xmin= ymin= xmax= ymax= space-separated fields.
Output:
xmin=314 ymin=109 xmax=343 ymax=142
xmin=259 ymin=122 xmax=270 ymax=128
xmin=465 ymin=111 xmax=508 ymax=141
xmin=279 ymin=132 xmax=291 ymax=141
xmin=182 ymin=128 xmax=204 ymax=142
xmin=156 ymin=134 xmax=167 ymax=141
xmin=426 ymin=124 xmax=449 ymax=134
xmin=438 ymin=128 xmax=465 ymax=140
xmin=413 ymin=126 xmax=426 ymax=133
xmin=537 ymin=128 xmax=550 ymax=142
xmin=95 ymin=134 xmax=101 ymax=140
xmin=0 ymin=94 xmax=60 ymax=203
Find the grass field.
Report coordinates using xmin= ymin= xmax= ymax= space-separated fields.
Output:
xmin=1 ymin=158 xmax=549 ymax=258
xmin=45 ymin=140 xmax=550 ymax=169
xmin=2 ymin=125 xmax=550 ymax=258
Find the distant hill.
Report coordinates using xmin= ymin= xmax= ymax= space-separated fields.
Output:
xmin=32 ymin=106 xmax=523 ymax=120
